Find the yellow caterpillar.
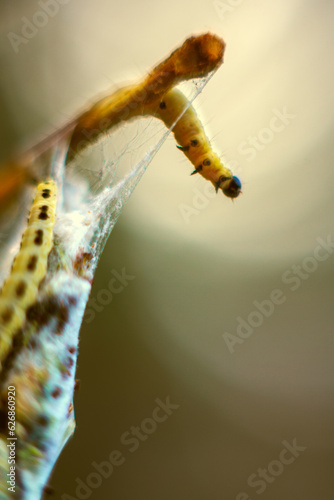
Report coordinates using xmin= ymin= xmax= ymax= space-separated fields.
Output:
xmin=69 ymin=85 xmax=241 ymax=199
xmin=148 ymin=88 xmax=241 ymax=198
xmin=1 ymin=34 xmax=241 ymax=205
xmin=0 ymin=180 xmax=57 ymax=368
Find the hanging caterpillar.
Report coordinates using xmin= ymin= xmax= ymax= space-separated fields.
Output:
xmin=71 ymin=85 xmax=241 ymax=198
xmin=0 ymin=180 xmax=57 ymax=369
xmin=1 ymin=34 xmax=241 ymax=206
xmin=68 ymin=83 xmax=241 ymax=199
xmin=147 ymin=88 xmax=241 ymax=198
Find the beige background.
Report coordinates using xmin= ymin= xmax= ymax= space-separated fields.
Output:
xmin=0 ymin=0 xmax=333 ymax=499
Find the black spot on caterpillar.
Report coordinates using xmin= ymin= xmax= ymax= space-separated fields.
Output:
xmin=0 ymin=180 xmax=57 ymax=369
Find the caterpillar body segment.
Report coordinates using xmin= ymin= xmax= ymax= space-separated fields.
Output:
xmin=67 ymin=33 xmax=225 ymax=160
xmin=149 ymin=88 xmax=241 ymax=198
xmin=0 ymin=180 xmax=57 ymax=367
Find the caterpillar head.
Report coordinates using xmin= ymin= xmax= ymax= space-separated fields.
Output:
xmin=218 ymin=175 xmax=242 ymax=199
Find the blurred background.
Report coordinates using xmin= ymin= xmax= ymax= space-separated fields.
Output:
xmin=0 ymin=0 xmax=334 ymax=499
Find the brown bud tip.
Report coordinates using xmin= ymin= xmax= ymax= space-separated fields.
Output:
xmin=177 ymin=33 xmax=225 ymax=73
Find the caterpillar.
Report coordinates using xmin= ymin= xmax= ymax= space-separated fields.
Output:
xmin=1 ymin=34 xmax=241 ymax=205
xmin=149 ymin=88 xmax=241 ymax=198
xmin=0 ymin=180 xmax=57 ymax=369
